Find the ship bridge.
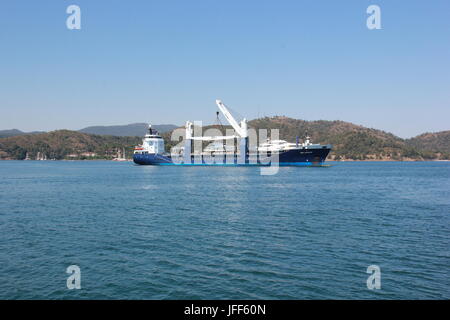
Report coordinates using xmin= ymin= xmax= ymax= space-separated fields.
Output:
xmin=134 ymin=125 xmax=165 ymax=155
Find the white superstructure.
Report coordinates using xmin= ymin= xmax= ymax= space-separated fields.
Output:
xmin=134 ymin=125 xmax=165 ymax=155
xmin=257 ymin=135 xmax=319 ymax=152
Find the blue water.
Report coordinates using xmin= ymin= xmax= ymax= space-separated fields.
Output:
xmin=0 ymin=161 xmax=449 ymax=299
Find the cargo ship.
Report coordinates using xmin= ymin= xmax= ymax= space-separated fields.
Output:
xmin=133 ymin=100 xmax=332 ymax=166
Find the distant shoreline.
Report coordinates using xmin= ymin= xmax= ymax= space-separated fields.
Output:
xmin=1 ymin=120 xmax=449 ymax=162
xmin=328 ymin=159 xmax=450 ymax=162
xmin=0 ymin=159 xmax=448 ymax=162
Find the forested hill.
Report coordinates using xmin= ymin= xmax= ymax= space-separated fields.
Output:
xmin=405 ymin=131 xmax=450 ymax=154
xmin=0 ymin=117 xmax=449 ymax=160
xmin=246 ymin=117 xmax=449 ymax=160
xmin=0 ymin=130 xmax=140 ymax=160
xmin=78 ymin=123 xmax=177 ymax=136
xmin=162 ymin=117 xmax=449 ymax=160
xmin=0 ymin=123 xmax=177 ymax=138
xmin=0 ymin=129 xmax=45 ymax=138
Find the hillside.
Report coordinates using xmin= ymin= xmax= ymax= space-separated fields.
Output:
xmin=0 ymin=123 xmax=178 ymax=139
xmin=246 ymin=117 xmax=447 ymax=160
xmin=79 ymin=123 xmax=177 ymax=136
xmin=0 ymin=129 xmax=45 ymax=138
xmin=162 ymin=117 xmax=449 ymax=161
xmin=406 ymin=131 xmax=450 ymax=154
xmin=1 ymin=118 xmax=449 ymax=161
xmin=0 ymin=130 xmax=141 ymax=160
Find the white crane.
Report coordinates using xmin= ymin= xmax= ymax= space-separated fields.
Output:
xmin=215 ymin=100 xmax=248 ymax=138
xmin=185 ymin=100 xmax=248 ymax=141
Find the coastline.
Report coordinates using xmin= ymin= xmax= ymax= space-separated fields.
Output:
xmin=0 ymin=159 xmax=448 ymax=162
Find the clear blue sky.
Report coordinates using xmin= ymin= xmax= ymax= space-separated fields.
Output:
xmin=1 ymin=0 xmax=449 ymax=138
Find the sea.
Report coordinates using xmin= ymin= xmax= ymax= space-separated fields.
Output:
xmin=0 ymin=161 xmax=448 ymax=299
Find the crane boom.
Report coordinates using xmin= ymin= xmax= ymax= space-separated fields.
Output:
xmin=215 ymin=100 xmax=248 ymax=138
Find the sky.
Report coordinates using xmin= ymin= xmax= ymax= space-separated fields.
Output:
xmin=0 ymin=0 xmax=449 ymax=138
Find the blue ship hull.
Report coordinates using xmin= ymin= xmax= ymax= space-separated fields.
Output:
xmin=133 ymin=147 xmax=331 ymax=166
